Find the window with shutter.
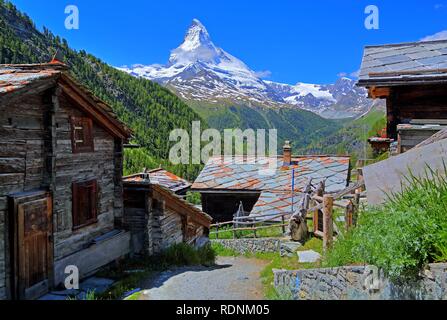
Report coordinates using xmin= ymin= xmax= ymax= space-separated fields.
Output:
xmin=72 ymin=179 xmax=98 ymax=229
xmin=70 ymin=116 xmax=94 ymax=153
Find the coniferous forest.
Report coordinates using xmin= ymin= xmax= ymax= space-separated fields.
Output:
xmin=0 ymin=0 xmax=204 ymax=180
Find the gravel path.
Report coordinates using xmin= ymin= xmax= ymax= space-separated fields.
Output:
xmin=139 ymin=256 xmax=268 ymax=300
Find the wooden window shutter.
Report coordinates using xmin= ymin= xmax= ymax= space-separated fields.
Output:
xmin=72 ymin=179 xmax=98 ymax=229
xmin=70 ymin=116 xmax=94 ymax=153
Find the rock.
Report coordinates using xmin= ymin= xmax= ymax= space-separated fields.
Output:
xmin=289 ymin=217 xmax=308 ymax=242
xmin=280 ymin=241 xmax=302 ymax=257
xmin=297 ymin=250 xmax=321 ymax=263
xmin=79 ymin=277 xmax=115 ymax=294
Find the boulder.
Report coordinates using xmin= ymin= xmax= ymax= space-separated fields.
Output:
xmin=297 ymin=250 xmax=322 ymax=263
xmin=280 ymin=241 xmax=302 ymax=257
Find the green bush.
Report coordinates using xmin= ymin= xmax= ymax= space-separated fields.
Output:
xmin=324 ymin=167 xmax=447 ymax=281
xmin=161 ymin=243 xmax=216 ymax=267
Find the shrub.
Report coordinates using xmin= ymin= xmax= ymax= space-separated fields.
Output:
xmin=161 ymin=242 xmax=216 ymax=267
xmin=324 ymin=167 xmax=447 ymax=281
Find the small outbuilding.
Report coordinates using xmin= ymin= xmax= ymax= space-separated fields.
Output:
xmin=0 ymin=62 xmax=132 ymax=300
xmin=123 ymin=171 xmax=212 ymax=256
xmin=357 ymin=39 xmax=447 ymax=153
xmin=191 ymin=142 xmax=351 ymax=222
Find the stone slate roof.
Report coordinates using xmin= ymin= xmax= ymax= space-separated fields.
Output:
xmin=192 ymin=156 xmax=350 ymax=193
xmin=249 ymin=191 xmax=298 ymax=220
xmin=357 ymin=39 xmax=447 ymax=87
xmin=0 ymin=64 xmax=61 ymax=94
xmin=123 ymin=168 xmax=191 ymax=193
xmin=0 ymin=63 xmax=132 ymax=139
xmin=192 ymin=155 xmax=351 ymax=220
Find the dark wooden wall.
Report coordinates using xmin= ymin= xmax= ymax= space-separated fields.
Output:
xmin=387 ymin=84 xmax=447 ymax=139
xmin=0 ymin=91 xmax=51 ymax=299
xmin=201 ymin=193 xmax=260 ymax=222
xmin=0 ymin=87 xmax=125 ymax=299
xmin=52 ymin=92 xmax=122 ymax=260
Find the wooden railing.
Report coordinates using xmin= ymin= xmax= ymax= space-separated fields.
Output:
xmin=210 ymin=179 xmax=366 ymax=247
xmin=308 ymin=181 xmax=365 ymax=251
xmin=210 ymin=211 xmax=290 ymax=239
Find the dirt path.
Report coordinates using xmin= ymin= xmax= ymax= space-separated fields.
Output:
xmin=138 ymin=256 xmax=269 ymax=300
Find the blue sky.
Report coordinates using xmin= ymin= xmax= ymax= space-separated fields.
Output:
xmin=11 ymin=0 xmax=447 ymax=84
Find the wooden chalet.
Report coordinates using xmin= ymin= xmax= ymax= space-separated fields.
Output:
xmin=0 ymin=62 xmax=132 ymax=300
xmin=357 ymin=39 xmax=447 ymax=153
xmin=191 ymin=143 xmax=351 ymax=222
xmin=123 ymin=171 xmax=212 ymax=256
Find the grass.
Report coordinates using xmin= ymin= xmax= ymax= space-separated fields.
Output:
xmin=210 ymin=224 xmax=286 ymax=240
xmin=323 ymin=167 xmax=447 ymax=281
xmin=212 ymin=236 xmax=323 ymax=300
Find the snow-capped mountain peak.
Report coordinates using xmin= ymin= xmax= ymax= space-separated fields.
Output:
xmin=169 ymin=19 xmax=220 ymax=65
xmin=118 ymin=19 xmax=372 ymax=118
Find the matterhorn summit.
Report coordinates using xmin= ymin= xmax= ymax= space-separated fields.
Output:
xmin=119 ymin=19 xmax=371 ymax=118
xmin=168 ymin=19 xmax=221 ymax=65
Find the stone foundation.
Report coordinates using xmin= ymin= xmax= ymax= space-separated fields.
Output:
xmin=212 ymin=238 xmax=282 ymax=254
xmin=274 ymin=263 xmax=447 ymax=300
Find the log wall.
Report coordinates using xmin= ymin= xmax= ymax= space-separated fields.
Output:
xmin=388 ymin=84 xmax=447 ymax=139
xmin=123 ymin=185 xmax=210 ymax=256
xmin=52 ymin=92 xmax=121 ymax=260
xmin=0 ymin=88 xmax=125 ymax=299
xmin=0 ymin=92 xmax=50 ymax=299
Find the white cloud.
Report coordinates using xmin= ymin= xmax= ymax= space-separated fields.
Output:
xmin=350 ymin=70 xmax=360 ymax=78
xmin=337 ymin=70 xmax=360 ymax=79
xmin=421 ymin=30 xmax=447 ymax=41
xmin=254 ymin=70 xmax=272 ymax=79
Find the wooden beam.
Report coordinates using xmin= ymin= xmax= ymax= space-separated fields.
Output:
xmin=323 ymin=194 xmax=334 ymax=252
xmin=369 ymin=86 xmax=390 ymax=99
xmin=58 ymin=76 xmax=130 ymax=139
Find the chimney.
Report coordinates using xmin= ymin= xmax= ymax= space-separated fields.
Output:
xmin=50 ymin=50 xmax=65 ymax=65
xmin=283 ymin=140 xmax=292 ymax=165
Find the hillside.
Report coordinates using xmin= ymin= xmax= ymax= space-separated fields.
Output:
xmin=0 ymin=1 xmax=204 ymax=179
xmin=188 ymin=100 xmax=342 ymax=150
xmin=299 ymin=102 xmax=386 ymax=163
xmin=120 ymin=19 xmax=373 ymax=121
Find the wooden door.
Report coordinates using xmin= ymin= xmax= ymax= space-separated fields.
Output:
xmin=10 ymin=192 xmax=53 ymax=300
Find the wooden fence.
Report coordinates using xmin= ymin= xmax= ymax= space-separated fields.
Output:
xmin=210 ymin=179 xmax=366 ymax=250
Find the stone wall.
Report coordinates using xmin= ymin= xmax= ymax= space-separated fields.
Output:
xmin=274 ymin=263 xmax=447 ymax=300
xmin=211 ymin=238 xmax=282 ymax=254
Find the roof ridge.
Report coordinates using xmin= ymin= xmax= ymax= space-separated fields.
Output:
xmin=0 ymin=63 xmax=69 ymax=72
xmin=365 ymin=39 xmax=447 ymax=49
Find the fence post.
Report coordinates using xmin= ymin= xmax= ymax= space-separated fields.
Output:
xmin=353 ymin=191 xmax=361 ymax=226
xmin=345 ymin=201 xmax=354 ymax=231
xmin=313 ymin=181 xmax=325 ymax=234
xmin=281 ymin=215 xmax=286 ymax=234
xmin=323 ymin=194 xmax=334 ymax=252
xmin=216 ymin=223 xmax=219 ymax=239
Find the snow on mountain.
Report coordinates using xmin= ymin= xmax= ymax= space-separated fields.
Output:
xmin=118 ymin=19 xmax=372 ymax=118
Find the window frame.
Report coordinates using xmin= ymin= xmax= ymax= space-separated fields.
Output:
xmin=70 ymin=116 xmax=94 ymax=154
xmin=72 ymin=179 xmax=98 ymax=230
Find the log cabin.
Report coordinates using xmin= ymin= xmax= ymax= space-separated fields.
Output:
xmin=0 ymin=62 xmax=132 ymax=300
xmin=191 ymin=142 xmax=351 ymax=222
xmin=123 ymin=171 xmax=212 ymax=256
xmin=357 ymin=39 xmax=447 ymax=153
